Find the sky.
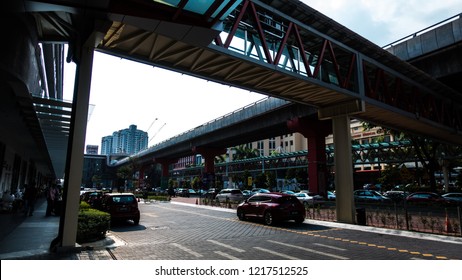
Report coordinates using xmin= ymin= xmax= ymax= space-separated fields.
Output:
xmin=63 ymin=0 xmax=461 ymax=152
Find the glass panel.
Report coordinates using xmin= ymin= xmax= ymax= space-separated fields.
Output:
xmin=185 ymin=0 xmax=214 ymax=15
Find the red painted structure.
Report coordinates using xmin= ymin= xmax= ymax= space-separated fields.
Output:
xmin=287 ymin=117 xmax=332 ymax=196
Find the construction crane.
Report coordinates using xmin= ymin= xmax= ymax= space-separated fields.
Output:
xmin=146 ymin=117 xmax=158 ymax=133
xmin=148 ymin=122 xmax=166 ymax=145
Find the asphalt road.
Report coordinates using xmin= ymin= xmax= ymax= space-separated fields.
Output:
xmin=106 ymin=201 xmax=462 ymax=260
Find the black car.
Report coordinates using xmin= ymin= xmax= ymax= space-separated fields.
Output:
xmin=80 ymin=190 xmax=104 ymax=208
xmin=237 ymin=192 xmax=306 ymax=226
xmin=99 ymin=193 xmax=140 ymax=225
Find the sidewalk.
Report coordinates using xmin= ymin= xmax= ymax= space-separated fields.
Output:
xmin=0 ymin=198 xmax=200 ymax=260
xmin=1 ymin=196 xmax=461 ymax=260
xmin=0 ymin=198 xmax=113 ymax=260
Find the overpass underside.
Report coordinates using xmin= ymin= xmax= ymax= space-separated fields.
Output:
xmin=97 ymin=1 xmax=462 ymax=145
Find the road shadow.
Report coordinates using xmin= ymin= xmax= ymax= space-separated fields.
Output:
xmin=109 ymin=220 xmax=147 ymax=232
xmin=280 ymin=221 xmax=332 ymax=231
xmin=241 ymin=218 xmax=332 ymax=231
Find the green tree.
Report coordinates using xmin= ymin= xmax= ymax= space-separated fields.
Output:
xmin=361 ymin=122 xmax=459 ymax=192
xmin=254 ymin=172 xmax=267 ymax=189
xmin=266 ymin=171 xmax=276 ymax=191
xmin=232 ymin=145 xmax=259 ymax=160
xmin=116 ymin=165 xmax=132 ymax=191
xmin=192 ymin=176 xmax=201 ymax=190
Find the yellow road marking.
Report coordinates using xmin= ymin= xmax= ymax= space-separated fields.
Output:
xmin=158 ymin=204 xmax=452 ymax=259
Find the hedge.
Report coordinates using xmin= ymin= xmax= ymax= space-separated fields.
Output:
xmin=76 ymin=202 xmax=111 ymax=244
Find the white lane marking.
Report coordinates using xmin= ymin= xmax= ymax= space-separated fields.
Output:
xmin=207 ymin=240 xmax=246 ymax=253
xmin=171 ymin=243 xmax=203 ymax=257
xmin=214 ymin=251 xmax=241 ymax=260
xmin=313 ymin=243 xmax=347 ymax=251
xmin=267 ymin=240 xmax=349 ymax=260
xmin=253 ymin=247 xmax=300 ymax=260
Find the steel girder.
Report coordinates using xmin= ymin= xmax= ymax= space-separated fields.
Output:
xmin=97 ymin=0 xmax=462 ymax=145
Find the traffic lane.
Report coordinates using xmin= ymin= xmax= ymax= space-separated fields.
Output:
xmin=107 ymin=202 xmax=462 ymax=260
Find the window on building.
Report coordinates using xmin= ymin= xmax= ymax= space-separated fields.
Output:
xmin=258 ymin=141 xmax=264 ymax=156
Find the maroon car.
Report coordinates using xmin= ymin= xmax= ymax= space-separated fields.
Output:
xmin=405 ymin=192 xmax=448 ymax=205
xmin=237 ymin=192 xmax=306 ymax=226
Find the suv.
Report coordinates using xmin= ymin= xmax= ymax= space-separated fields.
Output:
xmin=215 ymin=189 xmax=244 ymax=203
xmin=100 ymin=193 xmax=140 ymax=225
xmin=237 ymin=192 xmax=306 ymax=226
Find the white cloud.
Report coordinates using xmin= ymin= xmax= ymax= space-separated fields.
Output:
xmin=301 ymin=0 xmax=460 ymax=46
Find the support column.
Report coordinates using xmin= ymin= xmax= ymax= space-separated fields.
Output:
xmin=53 ymin=43 xmax=95 ymax=251
xmin=154 ymin=158 xmax=177 ymax=189
xmin=51 ymin=21 xmax=111 ymax=251
xmin=193 ymin=146 xmax=226 ymax=189
xmin=333 ymin=115 xmax=356 ymax=224
xmin=139 ymin=165 xmax=146 ymax=189
xmin=287 ymin=117 xmax=332 ymax=196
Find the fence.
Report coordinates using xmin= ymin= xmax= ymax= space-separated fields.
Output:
xmin=196 ymin=196 xmax=462 ymax=237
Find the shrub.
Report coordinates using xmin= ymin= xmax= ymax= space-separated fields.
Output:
xmin=77 ymin=203 xmax=110 ymax=244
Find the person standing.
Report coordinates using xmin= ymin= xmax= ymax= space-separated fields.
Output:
xmin=46 ymin=184 xmax=58 ymax=216
xmin=24 ymin=183 xmax=38 ymax=216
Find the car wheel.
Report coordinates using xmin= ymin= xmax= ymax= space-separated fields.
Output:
xmin=295 ymin=216 xmax=304 ymax=224
xmin=264 ymin=211 xmax=274 ymax=226
xmin=237 ymin=209 xmax=246 ymax=221
xmin=133 ymin=217 xmax=140 ymax=225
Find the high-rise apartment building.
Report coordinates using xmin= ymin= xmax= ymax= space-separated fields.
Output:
xmin=100 ymin=124 xmax=148 ymax=155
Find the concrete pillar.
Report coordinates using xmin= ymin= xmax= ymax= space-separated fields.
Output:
xmin=51 ymin=21 xmax=111 ymax=251
xmin=287 ymin=117 xmax=331 ymax=196
xmin=154 ymin=158 xmax=176 ymax=189
xmin=54 ymin=45 xmax=95 ymax=251
xmin=192 ymin=146 xmax=226 ymax=189
xmin=139 ymin=165 xmax=146 ymax=189
xmin=332 ymin=115 xmax=356 ymax=224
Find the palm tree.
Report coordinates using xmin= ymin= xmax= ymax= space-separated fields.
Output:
xmin=232 ymin=144 xmax=259 ymax=160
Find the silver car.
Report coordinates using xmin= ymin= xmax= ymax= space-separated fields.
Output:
xmin=215 ymin=189 xmax=244 ymax=203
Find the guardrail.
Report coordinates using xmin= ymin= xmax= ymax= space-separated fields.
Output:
xmin=382 ymin=13 xmax=461 ymax=49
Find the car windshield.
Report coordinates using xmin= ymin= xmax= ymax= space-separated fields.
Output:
xmin=112 ymin=196 xmax=135 ymax=204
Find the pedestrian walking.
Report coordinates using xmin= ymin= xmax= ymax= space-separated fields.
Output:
xmin=24 ymin=182 xmax=38 ymax=216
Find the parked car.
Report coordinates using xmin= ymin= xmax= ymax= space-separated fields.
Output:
xmin=205 ymin=188 xmax=219 ymax=199
xmin=383 ymin=190 xmax=409 ymax=202
xmin=281 ymin=190 xmax=295 ymax=195
xmin=327 ymin=191 xmax=336 ymax=201
xmin=442 ymin=192 xmax=462 ymax=203
xmin=353 ymin=190 xmax=390 ymax=202
xmin=80 ymin=190 xmax=104 ymax=208
xmin=99 ymin=193 xmax=140 ymax=225
xmin=405 ymin=192 xmax=448 ymax=205
xmin=250 ymin=188 xmax=270 ymax=195
xmin=294 ymin=192 xmax=324 ymax=206
xmin=176 ymin=188 xmax=197 ymax=197
xmin=242 ymin=190 xmax=253 ymax=199
xmin=237 ymin=192 xmax=305 ymax=226
xmin=215 ymin=188 xmax=244 ymax=203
